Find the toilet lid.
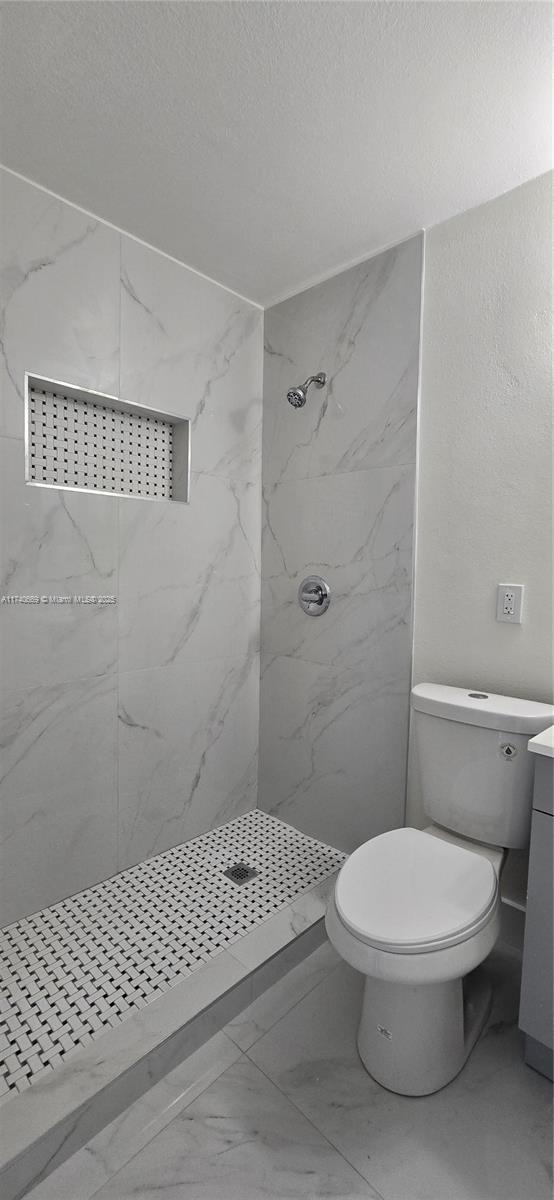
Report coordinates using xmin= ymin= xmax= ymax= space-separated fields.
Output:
xmin=335 ymin=828 xmax=498 ymax=953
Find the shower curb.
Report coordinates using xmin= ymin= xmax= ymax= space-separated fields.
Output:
xmin=0 ymin=875 xmax=335 ymax=1200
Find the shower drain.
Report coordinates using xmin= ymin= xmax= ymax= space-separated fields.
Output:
xmin=223 ymin=863 xmax=259 ymax=885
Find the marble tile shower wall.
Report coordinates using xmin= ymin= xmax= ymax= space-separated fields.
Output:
xmin=259 ymin=236 xmax=422 ymax=850
xmin=0 ymin=170 xmax=263 ymax=924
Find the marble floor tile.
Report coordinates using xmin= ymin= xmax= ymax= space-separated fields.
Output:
xmin=224 ymin=940 xmax=340 ymax=1051
xmin=26 ymin=1032 xmax=242 ymax=1200
xmin=23 ymin=945 xmax=549 ymax=1200
xmin=91 ymin=1057 xmax=378 ymax=1199
xmin=248 ymin=948 xmax=553 ymax=1200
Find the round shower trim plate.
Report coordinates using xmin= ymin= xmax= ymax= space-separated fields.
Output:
xmin=298 ymin=575 xmax=331 ymax=616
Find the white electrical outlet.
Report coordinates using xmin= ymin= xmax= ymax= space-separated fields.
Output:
xmin=496 ymin=583 xmax=524 ymax=624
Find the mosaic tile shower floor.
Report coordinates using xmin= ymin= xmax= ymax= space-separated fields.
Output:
xmin=0 ymin=810 xmax=344 ymax=1099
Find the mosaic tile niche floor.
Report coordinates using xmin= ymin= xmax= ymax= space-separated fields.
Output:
xmin=0 ymin=810 xmax=344 ymax=1099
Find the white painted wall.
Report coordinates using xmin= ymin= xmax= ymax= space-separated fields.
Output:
xmin=408 ymin=172 xmax=553 ymax=825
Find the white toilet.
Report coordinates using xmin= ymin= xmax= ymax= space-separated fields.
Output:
xmin=326 ymin=683 xmax=554 ymax=1097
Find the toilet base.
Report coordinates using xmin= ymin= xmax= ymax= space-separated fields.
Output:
xmin=357 ymin=966 xmax=492 ymax=1096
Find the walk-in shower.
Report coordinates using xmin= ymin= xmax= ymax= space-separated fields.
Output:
xmin=286 ymin=372 xmax=326 ymax=408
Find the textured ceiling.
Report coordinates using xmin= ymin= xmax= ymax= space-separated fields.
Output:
xmin=0 ymin=1 xmax=551 ymax=306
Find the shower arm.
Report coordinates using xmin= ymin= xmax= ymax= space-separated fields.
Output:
xmin=303 ymin=373 xmax=326 ymax=391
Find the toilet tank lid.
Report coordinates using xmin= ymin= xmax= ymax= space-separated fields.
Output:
xmin=411 ymin=683 xmax=554 ymax=734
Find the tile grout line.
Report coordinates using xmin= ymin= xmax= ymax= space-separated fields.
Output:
xmin=73 ymin=1040 xmax=249 ymax=1200
xmin=115 ymin=231 xmax=122 ymax=876
xmin=242 ymin=1049 xmax=387 ymax=1200
xmin=71 ymin=1041 xmax=383 ymax=1200
xmin=254 ymin=304 xmax=264 ymax=822
xmin=0 ymin=166 xmax=263 ymax=311
xmin=262 ymin=458 xmax=418 ymax=490
xmin=224 ymin=952 xmax=342 ymax=1054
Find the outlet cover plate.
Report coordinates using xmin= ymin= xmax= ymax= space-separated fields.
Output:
xmin=496 ymin=583 xmax=524 ymax=624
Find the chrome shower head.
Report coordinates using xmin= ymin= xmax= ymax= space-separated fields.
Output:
xmin=286 ymin=372 xmax=326 ymax=408
xmin=286 ymin=385 xmax=308 ymax=408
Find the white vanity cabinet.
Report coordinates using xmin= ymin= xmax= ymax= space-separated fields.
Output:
xmin=519 ymin=729 xmax=553 ymax=1081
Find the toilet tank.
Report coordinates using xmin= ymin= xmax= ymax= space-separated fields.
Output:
xmin=412 ymin=684 xmax=554 ymax=848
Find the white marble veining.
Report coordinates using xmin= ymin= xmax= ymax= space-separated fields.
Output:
xmin=0 ymin=674 xmax=117 ymax=925
xmin=224 ymin=939 xmax=339 ymax=1052
xmin=249 ymin=948 xmax=553 ymax=1200
xmin=120 ymin=235 xmax=263 ymax=481
xmin=114 ymin=235 xmax=263 ymax=872
xmin=262 ymin=464 xmax=414 ymax=667
xmin=263 ymin=237 xmax=421 ymax=486
xmin=118 ymin=471 xmax=260 ymax=673
xmin=118 ymin=654 xmax=260 ymax=867
xmin=228 ymin=874 xmax=336 ymax=971
xmin=259 ymin=470 xmax=414 ymax=850
xmin=25 ymin=1032 xmax=242 ymax=1200
xmin=1 ymin=172 xmax=263 ymax=922
xmin=90 ymin=1057 xmax=378 ymax=1200
xmin=1 ymin=871 xmax=337 ymax=1199
xmin=22 ymin=943 xmax=552 ymax=1200
xmin=259 ymin=654 xmax=411 ymax=851
xmin=0 ymin=169 xmax=120 ymax=440
xmin=0 ymin=438 xmax=118 ymax=692
xmin=0 ymin=165 xmax=121 ymax=919
xmin=259 ymin=237 xmax=421 ymax=849
xmin=0 ymin=950 xmax=249 ymax=1200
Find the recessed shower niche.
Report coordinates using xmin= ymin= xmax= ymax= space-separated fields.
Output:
xmin=24 ymin=373 xmax=191 ymax=503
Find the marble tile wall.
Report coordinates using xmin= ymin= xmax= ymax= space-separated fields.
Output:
xmin=0 ymin=169 xmax=263 ymax=923
xmin=258 ymin=236 xmax=422 ymax=850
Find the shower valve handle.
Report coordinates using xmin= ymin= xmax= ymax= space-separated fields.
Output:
xmin=301 ymin=583 xmax=325 ymax=604
xmin=298 ymin=576 xmax=331 ymax=616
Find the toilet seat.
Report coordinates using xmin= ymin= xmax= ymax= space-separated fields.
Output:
xmin=335 ymin=827 xmax=498 ymax=955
